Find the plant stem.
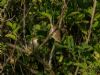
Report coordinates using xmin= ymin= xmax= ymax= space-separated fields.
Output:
xmin=49 ymin=43 xmax=55 ymax=69
xmin=86 ymin=0 xmax=97 ymax=44
xmin=23 ymin=0 xmax=26 ymax=46
xmin=74 ymin=66 xmax=79 ymax=75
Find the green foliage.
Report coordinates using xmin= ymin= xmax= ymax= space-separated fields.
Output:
xmin=5 ymin=21 xmax=20 ymax=40
xmin=0 ymin=0 xmax=7 ymax=7
xmin=63 ymin=36 xmax=74 ymax=49
xmin=0 ymin=0 xmax=100 ymax=75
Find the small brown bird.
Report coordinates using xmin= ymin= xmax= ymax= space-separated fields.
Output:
xmin=32 ymin=38 xmax=39 ymax=49
xmin=50 ymin=25 xmax=61 ymax=43
xmin=28 ymin=37 xmax=39 ymax=49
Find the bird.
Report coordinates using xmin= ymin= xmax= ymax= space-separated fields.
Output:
xmin=29 ymin=37 xmax=39 ymax=50
xmin=32 ymin=37 xmax=39 ymax=49
xmin=49 ymin=25 xmax=61 ymax=43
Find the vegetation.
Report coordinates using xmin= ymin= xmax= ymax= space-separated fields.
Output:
xmin=0 ymin=0 xmax=100 ymax=75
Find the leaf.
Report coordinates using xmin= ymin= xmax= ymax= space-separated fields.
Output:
xmin=94 ymin=43 xmax=100 ymax=52
xmin=85 ymin=7 xmax=93 ymax=15
xmin=58 ymin=55 xmax=63 ymax=63
xmin=67 ymin=11 xmax=80 ymax=16
xmin=74 ymin=62 xmax=87 ymax=69
xmin=93 ymin=21 xmax=99 ymax=30
xmin=76 ymin=20 xmax=89 ymax=24
xmin=34 ymin=24 xmax=41 ymax=30
xmin=13 ymin=25 xmax=20 ymax=34
xmin=81 ymin=20 xmax=89 ymax=23
xmin=0 ymin=0 xmax=7 ymax=7
xmin=29 ymin=12 xmax=32 ymax=15
xmin=32 ymin=0 xmax=36 ymax=3
xmin=67 ymin=36 xmax=74 ymax=49
xmin=94 ymin=51 xmax=100 ymax=60
xmin=77 ymin=43 xmax=93 ymax=51
xmin=12 ymin=23 xmax=17 ymax=30
xmin=5 ymin=33 xmax=17 ymax=40
xmin=40 ymin=12 xmax=52 ymax=20
xmin=94 ymin=13 xmax=100 ymax=20
xmin=64 ymin=36 xmax=74 ymax=49
xmin=81 ymin=29 xmax=87 ymax=35
xmin=6 ymin=21 xmax=13 ymax=29
xmin=77 ymin=14 xmax=85 ymax=19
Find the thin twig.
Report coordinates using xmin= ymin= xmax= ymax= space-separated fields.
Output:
xmin=23 ymin=0 xmax=26 ymax=46
xmin=19 ymin=64 xmax=24 ymax=75
xmin=0 ymin=16 xmax=15 ymax=22
xmin=38 ymin=34 xmax=51 ymax=49
xmin=48 ymin=43 xmax=55 ymax=69
xmin=11 ymin=64 xmax=15 ymax=74
xmin=86 ymin=0 xmax=97 ymax=44
xmin=74 ymin=66 xmax=79 ymax=75
xmin=6 ymin=43 xmax=23 ymax=51
xmin=38 ymin=28 xmax=57 ymax=49
xmin=20 ymin=4 xmax=33 ymax=23
xmin=57 ymin=0 xmax=68 ymax=29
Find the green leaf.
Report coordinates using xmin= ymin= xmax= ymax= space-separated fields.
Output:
xmin=12 ymin=23 xmax=17 ymax=30
xmin=34 ymin=24 xmax=41 ymax=30
xmin=86 ymin=7 xmax=93 ymax=15
xmin=64 ymin=36 xmax=74 ymax=49
xmin=76 ymin=20 xmax=89 ymax=24
xmin=0 ymin=0 xmax=7 ymax=7
xmin=74 ymin=62 xmax=87 ymax=69
xmin=13 ymin=25 xmax=20 ymax=34
xmin=94 ymin=13 xmax=100 ymax=20
xmin=77 ymin=43 xmax=93 ymax=51
xmin=68 ymin=36 xmax=74 ymax=49
xmin=5 ymin=33 xmax=17 ymax=40
xmin=93 ymin=21 xmax=99 ymax=30
xmin=81 ymin=29 xmax=87 ymax=35
xmin=67 ymin=11 xmax=80 ymax=16
xmin=58 ymin=55 xmax=63 ymax=63
xmin=40 ymin=12 xmax=52 ymax=21
xmin=77 ymin=13 xmax=85 ymax=19
xmin=32 ymin=0 xmax=36 ymax=3
xmin=6 ymin=21 xmax=13 ymax=29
